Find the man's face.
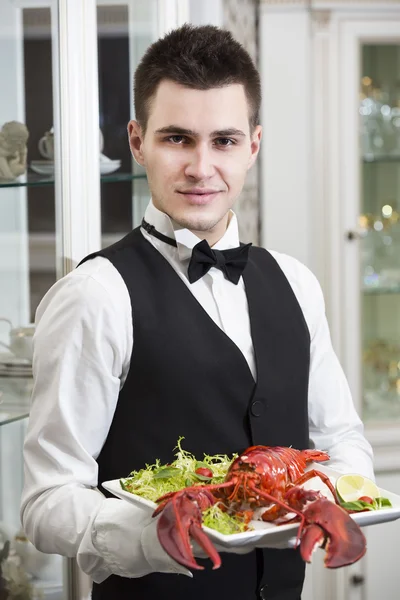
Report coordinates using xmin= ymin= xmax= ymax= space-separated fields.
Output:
xmin=128 ymin=79 xmax=262 ymax=243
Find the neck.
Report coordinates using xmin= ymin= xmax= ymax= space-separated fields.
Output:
xmin=189 ymin=230 xmax=224 ymax=248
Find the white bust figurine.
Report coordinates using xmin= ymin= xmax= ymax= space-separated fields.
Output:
xmin=0 ymin=121 xmax=29 ymax=180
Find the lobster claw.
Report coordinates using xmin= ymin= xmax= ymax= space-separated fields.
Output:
xmin=299 ymin=499 xmax=367 ymax=568
xmin=153 ymin=488 xmax=222 ymax=571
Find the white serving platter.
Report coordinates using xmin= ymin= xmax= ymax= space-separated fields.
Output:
xmin=102 ymin=464 xmax=400 ymax=550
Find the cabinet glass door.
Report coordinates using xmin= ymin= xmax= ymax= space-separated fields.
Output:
xmin=360 ymin=44 xmax=400 ymax=423
xmin=0 ymin=1 xmax=64 ymax=598
xmin=97 ymin=1 xmax=156 ymax=247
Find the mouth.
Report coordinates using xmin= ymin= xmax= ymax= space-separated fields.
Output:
xmin=177 ymin=190 xmax=221 ymax=205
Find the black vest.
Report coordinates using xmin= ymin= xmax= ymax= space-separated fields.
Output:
xmin=82 ymin=228 xmax=311 ymax=600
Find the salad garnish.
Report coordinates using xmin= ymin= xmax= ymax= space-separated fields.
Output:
xmin=120 ymin=437 xmax=236 ymax=502
xmin=339 ymin=496 xmax=392 ymax=512
xmin=202 ymin=503 xmax=252 ymax=534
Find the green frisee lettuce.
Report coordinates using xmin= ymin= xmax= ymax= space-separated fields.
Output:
xmin=202 ymin=502 xmax=252 ymax=534
xmin=120 ymin=438 xmax=253 ymax=535
xmin=120 ymin=437 xmax=236 ymax=503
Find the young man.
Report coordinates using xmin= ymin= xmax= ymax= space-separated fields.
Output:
xmin=21 ymin=24 xmax=373 ymax=600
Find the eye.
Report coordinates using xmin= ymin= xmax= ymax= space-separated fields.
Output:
xmin=165 ymin=135 xmax=187 ymax=144
xmin=215 ymin=138 xmax=236 ymax=147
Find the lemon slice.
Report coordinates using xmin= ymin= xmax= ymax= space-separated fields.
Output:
xmin=335 ymin=473 xmax=380 ymax=503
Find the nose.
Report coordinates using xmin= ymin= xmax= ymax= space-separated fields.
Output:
xmin=184 ymin=143 xmax=216 ymax=180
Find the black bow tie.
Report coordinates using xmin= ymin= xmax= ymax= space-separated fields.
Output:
xmin=141 ymin=219 xmax=251 ymax=285
xmin=188 ymin=239 xmax=251 ymax=284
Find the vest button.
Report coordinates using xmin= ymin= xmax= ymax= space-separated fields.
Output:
xmin=259 ymin=584 xmax=268 ymax=599
xmin=251 ymin=400 xmax=264 ymax=417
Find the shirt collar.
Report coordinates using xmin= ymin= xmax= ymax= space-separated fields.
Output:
xmin=143 ymin=199 xmax=240 ymax=262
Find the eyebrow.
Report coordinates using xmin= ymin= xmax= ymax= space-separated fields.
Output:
xmin=154 ymin=126 xmax=246 ymax=138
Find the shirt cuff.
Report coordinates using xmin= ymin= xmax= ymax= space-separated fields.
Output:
xmin=78 ymin=497 xmax=191 ymax=583
xmin=77 ymin=498 xmax=152 ymax=582
xmin=141 ymin=516 xmax=193 ymax=578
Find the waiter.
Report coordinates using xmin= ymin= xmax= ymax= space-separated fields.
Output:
xmin=21 ymin=24 xmax=374 ymax=600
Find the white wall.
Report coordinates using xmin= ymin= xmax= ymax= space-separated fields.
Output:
xmin=189 ymin=0 xmax=223 ymax=26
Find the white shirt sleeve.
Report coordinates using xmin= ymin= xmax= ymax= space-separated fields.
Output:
xmin=20 ymin=257 xmax=190 ymax=583
xmin=272 ymin=252 xmax=375 ymax=480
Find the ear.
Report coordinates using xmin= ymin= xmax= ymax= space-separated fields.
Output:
xmin=248 ymin=125 xmax=262 ymax=170
xmin=127 ymin=120 xmax=146 ymax=167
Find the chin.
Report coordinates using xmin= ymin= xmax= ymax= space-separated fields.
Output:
xmin=173 ymin=205 xmax=229 ymax=231
xmin=173 ymin=214 xmax=223 ymax=233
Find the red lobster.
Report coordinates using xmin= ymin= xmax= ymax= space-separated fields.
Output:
xmin=153 ymin=445 xmax=367 ymax=571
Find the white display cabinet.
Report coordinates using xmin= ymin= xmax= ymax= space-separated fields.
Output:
xmin=260 ymin=1 xmax=400 ymax=598
xmin=0 ymin=2 xmax=188 ymax=599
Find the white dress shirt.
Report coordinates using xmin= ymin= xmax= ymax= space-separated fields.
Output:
xmin=20 ymin=200 xmax=374 ymax=584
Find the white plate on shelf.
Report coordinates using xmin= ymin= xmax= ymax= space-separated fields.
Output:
xmin=0 ymin=352 xmax=31 ymax=366
xmin=0 ymin=352 xmax=32 ymax=377
xmin=30 ymin=161 xmax=54 ymax=175
xmin=30 ymin=160 xmax=121 ymax=176
xmin=102 ymin=465 xmax=400 ymax=550
xmin=0 ymin=355 xmax=31 ymax=363
xmin=0 ymin=372 xmax=32 ymax=380
xmin=31 ymin=578 xmax=63 ymax=600
xmin=100 ymin=160 xmax=121 ymax=175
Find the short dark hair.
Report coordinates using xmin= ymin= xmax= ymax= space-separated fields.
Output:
xmin=134 ymin=24 xmax=261 ymax=135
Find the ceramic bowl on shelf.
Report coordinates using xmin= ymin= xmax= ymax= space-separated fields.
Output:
xmin=99 ymin=153 xmax=121 ymax=175
xmin=0 ymin=320 xmax=35 ymax=362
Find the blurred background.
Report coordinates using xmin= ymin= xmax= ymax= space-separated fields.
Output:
xmin=0 ymin=0 xmax=400 ymax=598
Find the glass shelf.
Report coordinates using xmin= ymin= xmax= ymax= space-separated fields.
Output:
xmin=0 ymin=408 xmax=29 ymax=427
xmin=360 ymin=43 xmax=400 ymax=426
xmin=0 ymin=172 xmax=147 ymax=189
xmin=363 ymin=286 xmax=400 ymax=296
xmin=363 ymin=154 xmax=400 ymax=164
xmin=0 ymin=377 xmax=32 ymax=427
xmin=102 ymin=172 xmax=146 ymax=184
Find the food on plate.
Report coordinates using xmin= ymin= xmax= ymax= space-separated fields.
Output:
xmin=195 ymin=466 xmax=214 ymax=479
xmin=335 ymin=473 xmax=392 ymax=512
xmin=120 ymin=437 xmax=237 ymax=502
xmin=358 ymin=496 xmax=373 ymax=504
xmin=120 ymin=438 xmax=249 ymax=533
xmin=120 ymin=442 xmax=396 ymax=572
xmin=202 ymin=503 xmax=251 ymax=534
xmin=336 ymin=473 xmax=380 ymax=502
xmin=151 ymin=445 xmax=367 ymax=571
